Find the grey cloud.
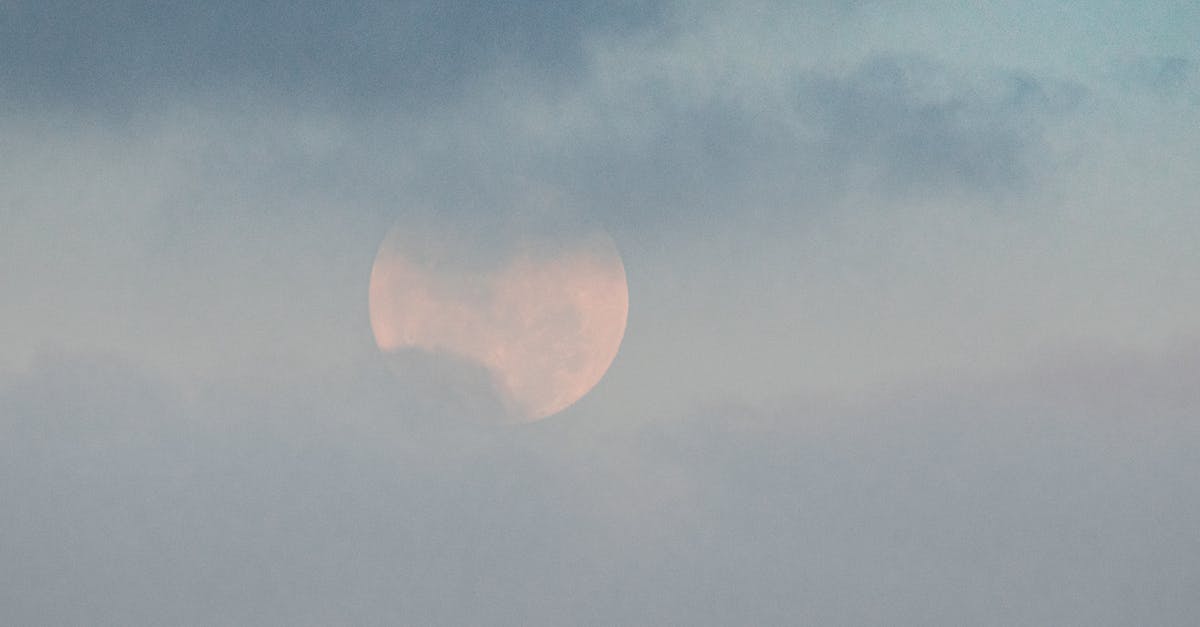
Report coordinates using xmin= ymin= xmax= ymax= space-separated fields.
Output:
xmin=2 ymin=345 xmax=1198 ymax=626
xmin=0 ymin=0 xmax=671 ymax=114
xmin=3 ymin=7 xmax=1088 ymax=235
xmin=1 ymin=3 xmax=1197 ymax=625
xmin=1118 ymin=55 xmax=1198 ymax=99
xmin=538 ymin=56 xmax=1085 ymax=237
xmin=621 ymin=346 xmax=1200 ymax=625
xmin=793 ymin=57 xmax=1085 ymax=201
xmin=1 ymin=29 xmax=1086 ymax=260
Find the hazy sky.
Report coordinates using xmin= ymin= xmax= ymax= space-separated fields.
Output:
xmin=2 ymin=2 xmax=1199 ymax=625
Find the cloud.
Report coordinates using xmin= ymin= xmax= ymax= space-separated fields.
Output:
xmin=1 ymin=3 xmax=1197 ymax=623
xmin=1118 ymin=55 xmax=1198 ymax=99
xmin=509 ymin=54 xmax=1088 ymax=238
xmin=793 ymin=57 xmax=1085 ymax=201
xmin=2 ymin=345 xmax=1198 ymax=625
xmin=0 ymin=0 xmax=671 ymax=114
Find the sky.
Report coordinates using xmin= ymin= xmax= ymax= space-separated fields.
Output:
xmin=2 ymin=1 xmax=1199 ymax=625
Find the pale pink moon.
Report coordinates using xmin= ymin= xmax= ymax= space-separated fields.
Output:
xmin=368 ymin=225 xmax=629 ymax=422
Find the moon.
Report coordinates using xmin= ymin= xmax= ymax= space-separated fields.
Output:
xmin=368 ymin=222 xmax=629 ymax=423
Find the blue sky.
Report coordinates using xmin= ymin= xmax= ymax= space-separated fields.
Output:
xmin=2 ymin=2 xmax=1199 ymax=625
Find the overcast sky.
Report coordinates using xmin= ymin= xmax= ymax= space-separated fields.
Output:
xmin=2 ymin=2 xmax=1199 ymax=625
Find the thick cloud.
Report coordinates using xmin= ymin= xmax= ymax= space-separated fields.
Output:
xmin=792 ymin=58 xmax=1084 ymax=201
xmin=0 ymin=0 xmax=671 ymax=113
xmin=1119 ymin=55 xmax=1198 ymax=100
xmin=540 ymin=55 xmax=1085 ymax=232
xmin=2 ymin=346 xmax=1198 ymax=625
xmin=1 ymin=3 xmax=1086 ymax=232
xmin=2 ymin=2 xmax=1198 ymax=625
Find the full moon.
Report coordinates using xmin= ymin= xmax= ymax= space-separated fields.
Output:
xmin=368 ymin=222 xmax=629 ymax=423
